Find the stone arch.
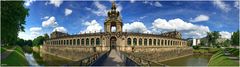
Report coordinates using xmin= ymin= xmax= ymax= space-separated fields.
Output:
xmin=127 ymin=38 xmax=131 ymax=46
xmin=149 ymin=39 xmax=152 ymax=45
xmin=81 ymin=39 xmax=84 ymax=46
xmin=96 ymin=38 xmax=100 ymax=45
xmin=86 ymin=38 xmax=89 ymax=46
xmin=139 ymin=38 xmax=142 ymax=46
xmin=91 ymin=38 xmax=94 ymax=45
xmin=144 ymin=38 xmax=147 ymax=46
xmin=77 ymin=39 xmax=80 ymax=45
xmin=110 ymin=36 xmax=117 ymax=49
xmin=133 ymin=38 xmax=137 ymax=46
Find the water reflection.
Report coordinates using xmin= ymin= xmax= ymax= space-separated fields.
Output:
xmin=32 ymin=51 xmax=74 ymax=66
xmin=24 ymin=53 xmax=39 ymax=66
xmin=161 ymin=54 xmax=212 ymax=66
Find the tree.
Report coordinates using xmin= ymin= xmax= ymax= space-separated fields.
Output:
xmin=231 ymin=30 xmax=239 ymax=47
xmin=206 ymin=31 xmax=220 ymax=47
xmin=32 ymin=36 xmax=45 ymax=46
xmin=1 ymin=1 xmax=29 ymax=45
xmin=44 ymin=33 xmax=49 ymax=40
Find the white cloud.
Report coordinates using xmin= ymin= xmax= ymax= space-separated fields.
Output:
xmin=42 ymin=16 xmax=58 ymax=27
xmin=18 ymin=27 xmax=43 ymax=40
xmin=123 ymin=22 xmax=151 ymax=33
xmin=65 ymin=8 xmax=72 ymax=16
xmin=41 ymin=16 xmax=49 ymax=20
xmin=24 ymin=0 xmax=35 ymax=7
xmin=219 ymin=31 xmax=232 ymax=39
xmin=49 ymin=0 xmax=63 ymax=7
xmin=86 ymin=1 xmax=122 ymax=16
xmin=53 ymin=27 xmax=67 ymax=33
xmin=154 ymin=2 xmax=162 ymax=7
xmin=151 ymin=18 xmax=210 ymax=38
xmin=190 ymin=15 xmax=209 ymax=22
xmin=81 ymin=20 xmax=103 ymax=33
xmin=213 ymin=0 xmax=230 ymax=12
xmin=130 ymin=0 xmax=135 ymax=3
xmin=234 ymin=1 xmax=240 ymax=9
xmin=143 ymin=1 xmax=162 ymax=7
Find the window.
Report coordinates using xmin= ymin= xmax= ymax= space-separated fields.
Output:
xmin=77 ymin=39 xmax=80 ymax=45
xmin=139 ymin=38 xmax=142 ymax=46
xmin=70 ymin=40 xmax=72 ymax=45
xmin=81 ymin=39 xmax=84 ymax=45
xmin=91 ymin=38 xmax=94 ymax=45
xmin=149 ymin=39 xmax=152 ymax=45
xmin=133 ymin=38 xmax=137 ymax=46
xmin=96 ymin=38 xmax=100 ymax=45
xmin=127 ymin=38 xmax=131 ymax=45
xmin=144 ymin=39 xmax=147 ymax=46
xmin=86 ymin=38 xmax=89 ymax=45
xmin=73 ymin=39 xmax=76 ymax=45
xmin=158 ymin=39 xmax=160 ymax=45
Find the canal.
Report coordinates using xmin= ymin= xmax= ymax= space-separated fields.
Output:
xmin=25 ymin=51 xmax=212 ymax=66
xmin=161 ymin=54 xmax=212 ymax=66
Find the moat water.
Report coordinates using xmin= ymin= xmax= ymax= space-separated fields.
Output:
xmin=26 ymin=51 xmax=211 ymax=66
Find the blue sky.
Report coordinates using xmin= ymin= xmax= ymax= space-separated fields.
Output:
xmin=18 ymin=0 xmax=239 ymax=40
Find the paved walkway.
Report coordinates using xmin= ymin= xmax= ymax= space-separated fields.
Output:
xmin=102 ymin=49 xmax=124 ymax=66
xmin=1 ymin=47 xmax=16 ymax=60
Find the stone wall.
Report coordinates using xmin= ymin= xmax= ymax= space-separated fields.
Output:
xmin=122 ymin=47 xmax=193 ymax=63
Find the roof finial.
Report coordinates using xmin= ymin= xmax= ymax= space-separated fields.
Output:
xmin=111 ymin=1 xmax=116 ymax=10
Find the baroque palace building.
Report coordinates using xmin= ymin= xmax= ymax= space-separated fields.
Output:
xmin=43 ymin=2 xmax=192 ymax=63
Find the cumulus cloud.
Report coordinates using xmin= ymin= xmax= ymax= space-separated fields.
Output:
xmin=219 ymin=31 xmax=232 ymax=39
xmin=151 ymin=18 xmax=210 ymax=38
xmin=53 ymin=27 xmax=67 ymax=33
xmin=49 ymin=0 xmax=63 ymax=7
xmin=143 ymin=1 xmax=162 ymax=7
xmin=81 ymin=20 xmax=103 ymax=33
xmin=24 ymin=0 xmax=35 ymax=6
xmin=18 ymin=27 xmax=43 ymax=40
xmin=30 ymin=27 xmax=43 ymax=38
xmin=123 ymin=22 xmax=151 ymax=33
xmin=154 ymin=2 xmax=162 ymax=7
xmin=86 ymin=1 xmax=122 ymax=16
xmin=190 ymin=15 xmax=209 ymax=22
xmin=65 ymin=8 xmax=72 ymax=16
xmin=42 ymin=16 xmax=58 ymax=27
xmin=213 ymin=0 xmax=230 ymax=12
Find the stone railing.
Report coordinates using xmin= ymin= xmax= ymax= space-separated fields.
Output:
xmin=66 ymin=51 xmax=108 ymax=66
xmin=121 ymin=51 xmax=165 ymax=66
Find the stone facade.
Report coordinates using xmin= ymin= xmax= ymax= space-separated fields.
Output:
xmin=43 ymin=2 xmax=191 ymax=62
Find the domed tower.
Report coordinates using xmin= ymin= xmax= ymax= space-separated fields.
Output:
xmin=104 ymin=1 xmax=123 ymax=33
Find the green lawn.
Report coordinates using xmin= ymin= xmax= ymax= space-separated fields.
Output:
xmin=1 ymin=47 xmax=7 ymax=53
xmin=208 ymin=50 xmax=239 ymax=66
xmin=1 ymin=46 xmax=29 ymax=66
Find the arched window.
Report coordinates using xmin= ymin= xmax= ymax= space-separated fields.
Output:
xmin=67 ymin=40 xmax=69 ymax=45
xmin=127 ymin=38 xmax=131 ymax=45
xmin=165 ymin=40 xmax=167 ymax=45
xmin=70 ymin=40 xmax=72 ymax=45
xmin=168 ymin=40 xmax=170 ymax=46
xmin=86 ymin=38 xmax=89 ymax=45
xmin=144 ymin=39 xmax=147 ymax=46
xmin=154 ymin=39 xmax=156 ymax=45
xmin=91 ymin=38 xmax=94 ymax=45
xmin=149 ymin=39 xmax=152 ymax=45
xmin=77 ymin=39 xmax=80 ymax=45
xmin=96 ymin=38 xmax=100 ymax=45
xmin=81 ymin=39 xmax=84 ymax=45
xmin=133 ymin=38 xmax=137 ymax=46
xmin=73 ymin=39 xmax=76 ymax=45
xmin=139 ymin=38 xmax=142 ymax=46
xmin=158 ymin=39 xmax=160 ymax=45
